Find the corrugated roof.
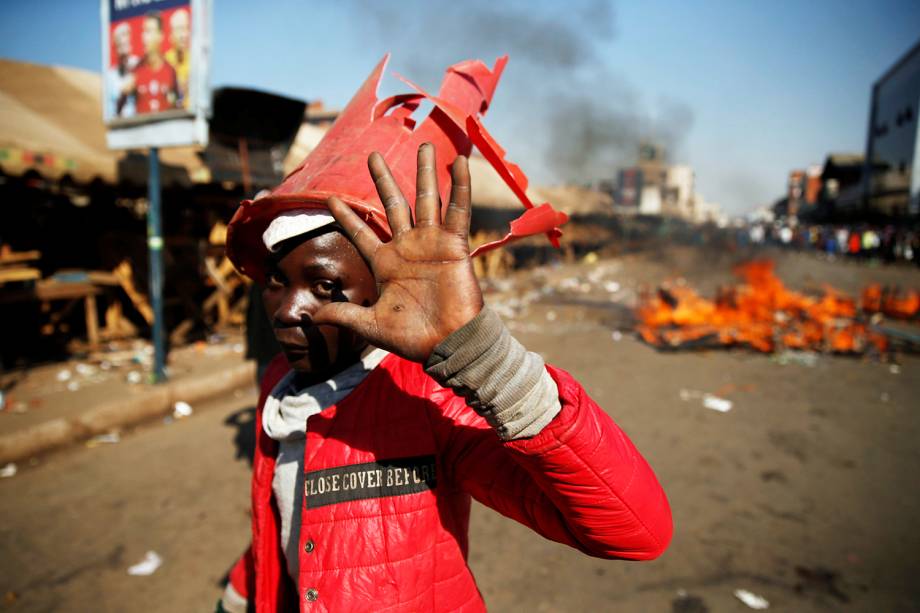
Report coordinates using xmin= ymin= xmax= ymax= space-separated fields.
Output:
xmin=0 ymin=59 xmax=206 ymax=186
xmin=0 ymin=59 xmax=117 ymax=182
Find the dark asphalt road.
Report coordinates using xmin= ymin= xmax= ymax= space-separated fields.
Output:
xmin=2 ymin=249 xmax=919 ymax=612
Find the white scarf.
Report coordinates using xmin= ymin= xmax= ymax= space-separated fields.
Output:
xmin=262 ymin=346 xmax=390 ymax=441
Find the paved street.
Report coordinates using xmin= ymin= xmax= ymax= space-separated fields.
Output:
xmin=2 ymin=249 xmax=919 ymax=612
xmin=0 ymin=388 xmax=258 ymax=612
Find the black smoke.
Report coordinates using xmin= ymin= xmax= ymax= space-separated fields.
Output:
xmin=355 ymin=0 xmax=693 ymax=184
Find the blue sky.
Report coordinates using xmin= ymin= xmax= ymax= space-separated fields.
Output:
xmin=1 ymin=1 xmax=918 ymax=214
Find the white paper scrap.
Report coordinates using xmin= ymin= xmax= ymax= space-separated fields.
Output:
xmin=702 ymin=394 xmax=733 ymax=413
xmin=734 ymin=588 xmax=769 ymax=609
xmin=173 ymin=401 xmax=193 ymax=419
xmin=127 ymin=551 xmax=163 ymax=576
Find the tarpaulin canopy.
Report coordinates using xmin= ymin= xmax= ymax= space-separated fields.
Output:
xmin=0 ymin=59 xmax=205 ymax=186
xmin=0 ymin=59 xmax=118 ymax=183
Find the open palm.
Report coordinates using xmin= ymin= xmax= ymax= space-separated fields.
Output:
xmin=312 ymin=144 xmax=483 ymax=363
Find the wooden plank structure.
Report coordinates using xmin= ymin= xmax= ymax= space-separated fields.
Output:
xmin=0 ymin=279 xmax=103 ymax=348
xmin=170 ymin=255 xmax=249 ymax=344
xmin=1 ymin=254 xmax=250 ymax=351
xmin=0 ymin=248 xmax=42 ymax=285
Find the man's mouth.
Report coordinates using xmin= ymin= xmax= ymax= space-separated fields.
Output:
xmin=279 ymin=341 xmax=309 ymax=355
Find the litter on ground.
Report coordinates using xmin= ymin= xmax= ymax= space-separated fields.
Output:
xmin=173 ymin=401 xmax=193 ymax=419
xmin=679 ymin=389 xmax=734 ymax=413
xmin=702 ymin=394 xmax=733 ymax=412
xmin=127 ymin=551 xmax=163 ymax=576
xmin=86 ymin=432 xmax=121 ymax=447
xmin=733 ymin=588 xmax=770 ymax=609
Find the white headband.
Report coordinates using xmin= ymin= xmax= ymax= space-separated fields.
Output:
xmin=262 ymin=209 xmax=336 ymax=252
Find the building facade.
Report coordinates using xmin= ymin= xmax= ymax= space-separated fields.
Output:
xmin=863 ymin=38 xmax=920 ymax=217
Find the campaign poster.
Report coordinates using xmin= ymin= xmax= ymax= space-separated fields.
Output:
xmin=102 ymin=0 xmax=210 ymax=148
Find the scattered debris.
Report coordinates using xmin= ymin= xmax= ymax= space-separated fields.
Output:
xmin=794 ymin=565 xmax=850 ymax=603
xmin=889 ymin=364 xmax=901 ymax=375
xmin=546 ymin=310 xmax=557 ymax=322
xmin=559 ymin=277 xmax=581 ymax=291
xmin=672 ymin=590 xmax=709 ymax=613
xmin=66 ymin=381 xmax=80 ymax=392
xmin=611 ymin=331 xmax=623 ymax=342
xmin=760 ymin=470 xmax=787 ymax=483
xmin=872 ymin=322 xmax=920 ymax=351
xmin=0 ymin=463 xmax=17 ymax=478
xmin=56 ymin=369 xmax=72 ymax=382
xmin=680 ymin=389 xmax=733 ymax=412
xmin=733 ymin=588 xmax=769 ymax=609
xmin=127 ymin=550 xmax=163 ymax=576
xmin=0 ymin=391 xmax=5 ymax=411
xmin=86 ymin=432 xmax=121 ymax=447
xmin=702 ymin=394 xmax=733 ymax=413
xmin=173 ymin=401 xmax=193 ymax=419
xmin=74 ymin=363 xmax=96 ymax=377
xmin=126 ymin=371 xmax=143 ymax=384
xmin=774 ymin=350 xmax=818 ymax=368
xmin=489 ymin=301 xmax=517 ymax=320
xmin=712 ymin=382 xmax=756 ymax=397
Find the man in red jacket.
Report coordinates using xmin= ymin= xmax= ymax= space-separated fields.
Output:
xmin=219 ymin=56 xmax=671 ymax=612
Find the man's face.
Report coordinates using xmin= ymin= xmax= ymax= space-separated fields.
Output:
xmin=263 ymin=228 xmax=378 ymax=378
xmin=142 ymin=17 xmax=163 ymax=56
xmin=170 ymin=10 xmax=190 ymax=49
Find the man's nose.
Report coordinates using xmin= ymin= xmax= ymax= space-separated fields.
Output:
xmin=274 ymin=288 xmax=319 ymax=327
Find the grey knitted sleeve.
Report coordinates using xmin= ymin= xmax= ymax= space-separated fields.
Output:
xmin=424 ymin=307 xmax=561 ymax=440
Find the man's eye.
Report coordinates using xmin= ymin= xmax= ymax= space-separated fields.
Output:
xmin=266 ymin=272 xmax=285 ymax=288
xmin=314 ymin=280 xmax=336 ymax=296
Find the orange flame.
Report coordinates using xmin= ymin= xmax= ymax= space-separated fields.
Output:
xmin=636 ymin=261 xmax=903 ymax=354
xmin=860 ymin=284 xmax=919 ymax=320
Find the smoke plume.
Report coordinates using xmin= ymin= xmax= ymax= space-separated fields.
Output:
xmin=356 ymin=0 xmax=693 ymax=185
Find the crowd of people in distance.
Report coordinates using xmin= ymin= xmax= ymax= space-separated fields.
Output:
xmin=743 ymin=222 xmax=920 ymax=265
xmin=106 ymin=8 xmax=190 ymax=119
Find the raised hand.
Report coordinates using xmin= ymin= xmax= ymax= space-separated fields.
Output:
xmin=312 ymin=143 xmax=483 ymax=363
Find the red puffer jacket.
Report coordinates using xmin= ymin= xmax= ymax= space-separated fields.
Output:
xmin=227 ymin=352 xmax=672 ymax=612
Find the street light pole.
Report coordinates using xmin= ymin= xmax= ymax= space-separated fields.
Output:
xmin=147 ymin=147 xmax=167 ymax=383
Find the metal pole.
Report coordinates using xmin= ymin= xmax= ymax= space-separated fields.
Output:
xmin=147 ymin=147 xmax=167 ymax=382
xmin=238 ymin=137 xmax=252 ymax=196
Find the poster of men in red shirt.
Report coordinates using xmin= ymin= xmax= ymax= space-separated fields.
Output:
xmin=103 ymin=0 xmax=195 ymax=122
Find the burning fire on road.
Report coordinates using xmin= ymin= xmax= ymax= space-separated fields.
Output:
xmin=636 ymin=261 xmax=919 ymax=355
